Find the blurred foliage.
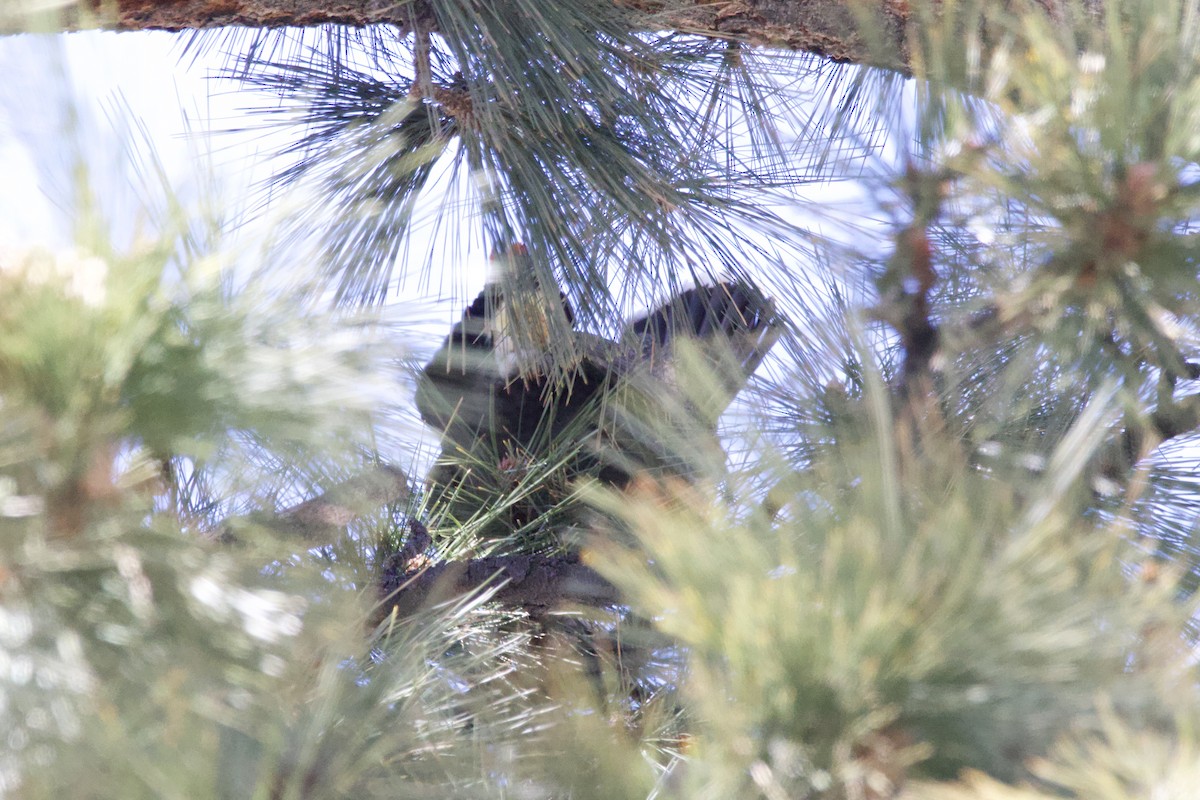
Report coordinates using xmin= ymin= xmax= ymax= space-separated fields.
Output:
xmin=587 ymin=382 xmax=1197 ymax=797
xmin=5 ymin=0 xmax=1200 ymax=798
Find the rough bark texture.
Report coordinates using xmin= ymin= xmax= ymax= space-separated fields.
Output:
xmin=71 ymin=0 xmax=910 ymax=69
xmin=94 ymin=0 xmax=416 ymax=31
xmin=213 ymin=469 xmax=619 ymax=615
xmin=376 ymin=551 xmax=621 ymax=622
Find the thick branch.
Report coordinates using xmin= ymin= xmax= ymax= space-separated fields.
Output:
xmin=376 ymin=551 xmax=621 ymax=622
xmin=85 ymin=0 xmax=419 ymax=32
xmin=53 ymin=0 xmax=920 ymax=70
xmin=230 ymin=464 xmax=411 ymax=545
xmin=222 ymin=467 xmax=620 ymax=618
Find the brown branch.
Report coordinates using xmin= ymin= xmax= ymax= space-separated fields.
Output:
xmin=375 ymin=550 xmax=621 ymax=623
xmin=77 ymin=0 xmax=425 ymax=34
xmin=219 ymin=467 xmax=621 ymax=618
xmin=893 ymin=224 xmax=939 ymax=395
xmin=46 ymin=0 xmax=924 ymax=71
xmin=49 ymin=0 xmax=1100 ymax=73
xmin=409 ymin=12 xmax=433 ymax=101
xmin=247 ymin=464 xmax=412 ymax=545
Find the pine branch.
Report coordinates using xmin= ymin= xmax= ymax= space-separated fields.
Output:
xmin=230 ymin=464 xmax=413 ymax=545
xmin=64 ymin=0 xmax=914 ymax=70
xmin=376 ymin=549 xmax=621 ymax=622
xmin=225 ymin=466 xmax=621 ymax=616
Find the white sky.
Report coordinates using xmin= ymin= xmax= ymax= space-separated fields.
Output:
xmin=0 ymin=30 xmax=507 ymax=353
xmin=0 ymin=33 xmax=201 ymax=245
xmin=0 ymin=30 xmax=894 ymax=303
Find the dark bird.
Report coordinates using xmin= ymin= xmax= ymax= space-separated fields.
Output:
xmin=416 ymin=247 xmax=779 ymax=547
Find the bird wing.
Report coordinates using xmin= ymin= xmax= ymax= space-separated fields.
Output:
xmin=415 ymin=275 xmax=780 ymax=538
xmin=624 ymin=279 xmax=779 ymax=424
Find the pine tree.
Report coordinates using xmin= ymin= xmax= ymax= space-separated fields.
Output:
xmin=4 ymin=0 xmax=1200 ymax=797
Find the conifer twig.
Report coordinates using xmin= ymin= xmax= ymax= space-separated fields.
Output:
xmin=268 ymin=464 xmax=412 ymax=543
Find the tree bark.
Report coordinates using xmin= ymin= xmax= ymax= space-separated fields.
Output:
xmin=55 ymin=0 xmax=920 ymax=70
xmin=376 ymin=551 xmax=621 ymax=623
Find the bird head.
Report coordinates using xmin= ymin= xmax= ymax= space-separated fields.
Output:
xmin=485 ymin=244 xmax=577 ymax=382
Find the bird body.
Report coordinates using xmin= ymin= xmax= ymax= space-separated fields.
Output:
xmin=416 ymin=260 xmax=778 ymax=547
